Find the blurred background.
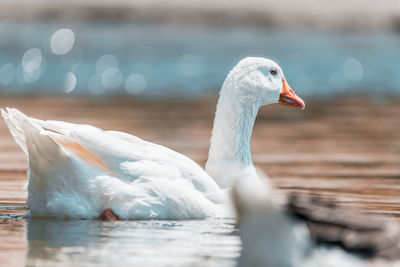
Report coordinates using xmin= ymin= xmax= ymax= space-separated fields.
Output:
xmin=0 ymin=0 xmax=399 ymax=98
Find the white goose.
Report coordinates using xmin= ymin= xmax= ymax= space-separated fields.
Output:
xmin=2 ymin=57 xmax=304 ymax=220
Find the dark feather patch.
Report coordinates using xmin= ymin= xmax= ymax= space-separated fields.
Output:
xmin=286 ymin=192 xmax=400 ymax=259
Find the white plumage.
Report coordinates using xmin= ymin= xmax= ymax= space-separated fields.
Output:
xmin=2 ymin=107 xmax=224 ymax=219
xmin=2 ymin=57 xmax=303 ymax=219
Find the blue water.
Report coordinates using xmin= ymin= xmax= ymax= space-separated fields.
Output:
xmin=0 ymin=19 xmax=399 ymax=97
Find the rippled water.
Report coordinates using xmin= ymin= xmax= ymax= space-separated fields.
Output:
xmin=0 ymin=20 xmax=399 ymax=97
xmin=26 ymin=218 xmax=240 ymax=267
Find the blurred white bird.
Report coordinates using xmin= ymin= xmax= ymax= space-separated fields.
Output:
xmin=232 ymin=170 xmax=400 ymax=267
xmin=2 ymin=57 xmax=304 ymax=220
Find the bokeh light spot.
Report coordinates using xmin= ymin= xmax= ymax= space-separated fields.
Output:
xmin=88 ymin=74 xmax=106 ymax=95
xmin=23 ymin=67 xmax=42 ymax=83
xmin=50 ymin=28 xmax=75 ymax=55
xmin=22 ymin=48 xmax=42 ymax=73
xmin=63 ymin=72 xmax=77 ymax=93
xmin=102 ymin=67 xmax=122 ymax=89
xmin=96 ymin=54 xmax=119 ymax=73
xmin=125 ymin=74 xmax=146 ymax=95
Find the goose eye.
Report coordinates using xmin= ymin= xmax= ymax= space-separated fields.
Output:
xmin=270 ymin=68 xmax=277 ymax=75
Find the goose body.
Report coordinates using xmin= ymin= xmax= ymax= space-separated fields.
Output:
xmin=2 ymin=57 xmax=304 ymax=219
xmin=2 ymin=108 xmax=225 ymax=219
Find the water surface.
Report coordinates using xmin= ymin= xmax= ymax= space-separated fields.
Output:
xmin=1 ymin=96 xmax=400 ymax=266
xmin=25 ymin=218 xmax=240 ymax=267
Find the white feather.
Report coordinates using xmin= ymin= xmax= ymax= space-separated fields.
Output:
xmin=1 ymin=57 xmax=290 ymax=219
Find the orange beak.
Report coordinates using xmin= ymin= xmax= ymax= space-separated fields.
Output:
xmin=279 ymin=78 xmax=305 ymax=109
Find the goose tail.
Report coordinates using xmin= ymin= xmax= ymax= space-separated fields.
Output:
xmin=1 ymin=108 xmax=109 ymax=218
xmin=1 ymin=107 xmax=68 ymax=166
xmin=1 ymin=107 xmax=30 ymax=155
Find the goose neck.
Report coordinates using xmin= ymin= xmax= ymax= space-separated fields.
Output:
xmin=206 ymin=90 xmax=260 ymax=187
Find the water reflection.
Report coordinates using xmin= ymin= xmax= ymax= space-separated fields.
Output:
xmin=26 ymin=218 xmax=240 ymax=266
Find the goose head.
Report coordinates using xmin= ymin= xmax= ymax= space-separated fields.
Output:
xmin=207 ymin=57 xmax=305 ymax=188
xmin=221 ymin=57 xmax=305 ymax=109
